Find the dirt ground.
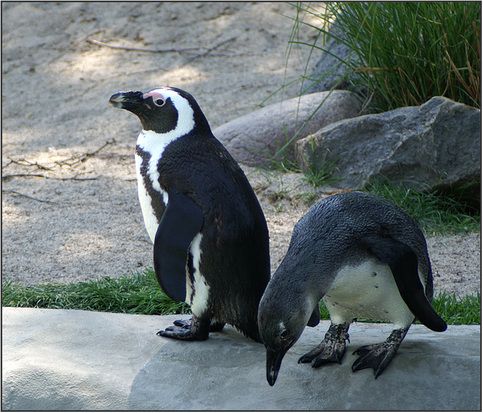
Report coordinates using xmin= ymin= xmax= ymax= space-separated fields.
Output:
xmin=2 ymin=2 xmax=480 ymax=297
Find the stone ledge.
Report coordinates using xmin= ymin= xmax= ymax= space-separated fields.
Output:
xmin=2 ymin=308 xmax=480 ymax=410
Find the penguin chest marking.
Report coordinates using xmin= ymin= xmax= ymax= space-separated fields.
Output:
xmin=185 ymin=233 xmax=210 ymax=315
xmin=135 ymin=153 xmax=166 ymax=243
xmin=322 ymin=259 xmax=425 ymax=328
xmin=135 ymin=129 xmax=179 ymax=243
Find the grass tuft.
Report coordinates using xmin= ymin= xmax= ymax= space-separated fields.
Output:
xmin=2 ymin=272 xmax=480 ymax=325
xmin=291 ymin=2 xmax=480 ymax=111
xmin=365 ymin=182 xmax=480 ymax=235
xmin=431 ymin=293 xmax=481 ymax=325
xmin=2 ymin=270 xmax=189 ymax=315
xmin=303 ymin=158 xmax=339 ymax=188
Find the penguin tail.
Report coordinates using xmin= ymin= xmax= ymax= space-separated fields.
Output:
xmin=360 ymin=234 xmax=447 ymax=332
xmin=408 ymin=290 xmax=447 ymax=332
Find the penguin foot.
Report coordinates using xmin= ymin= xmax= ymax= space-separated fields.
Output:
xmin=173 ymin=318 xmax=191 ymax=329
xmin=298 ymin=322 xmax=350 ymax=367
xmin=156 ymin=326 xmax=208 ymax=341
xmin=156 ymin=315 xmax=211 ymax=341
xmin=173 ymin=318 xmax=225 ymax=332
xmin=351 ymin=327 xmax=409 ymax=378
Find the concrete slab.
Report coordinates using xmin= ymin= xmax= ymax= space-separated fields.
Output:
xmin=2 ymin=308 xmax=480 ymax=410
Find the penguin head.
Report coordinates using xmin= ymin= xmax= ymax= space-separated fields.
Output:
xmin=109 ymin=86 xmax=210 ymax=135
xmin=258 ymin=287 xmax=311 ymax=386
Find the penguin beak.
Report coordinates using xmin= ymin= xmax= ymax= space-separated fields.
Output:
xmin=266 ymin=348 xmax=287 ymax=386
xmin=109 ymin=91 xmax=144 ymax=109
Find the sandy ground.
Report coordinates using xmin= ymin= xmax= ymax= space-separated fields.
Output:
xmin=2 ymin=2 xmax=480 ymax=297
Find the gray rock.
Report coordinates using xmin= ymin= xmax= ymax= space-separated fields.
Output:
xmin=296 ymin=97 xmax=481 ymax=192
xmin=213 ymin=91 xmax=362 ymax=167
xmin=3 ymin=307 xmax=480 ymax=410
xmin=307 ymin=19 xmax=357 ymax=93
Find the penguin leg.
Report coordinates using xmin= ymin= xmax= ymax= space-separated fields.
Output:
xmin=298 ymin=322 xmax=350 ymax=367
xmin=156 ymin=314 xmax=211 ymax=341
xmin=352 ymin=326 xmax=409 ymax=378
xmin=173 ymin=318 xmax=225 ymax=332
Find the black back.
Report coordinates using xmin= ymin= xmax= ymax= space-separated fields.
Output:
xmin=158 ymin=129 xmax=270 ymax=341
xmin=273 ymin=192 xmax=435 ymax=305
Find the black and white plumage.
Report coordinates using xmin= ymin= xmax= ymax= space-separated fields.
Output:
xmin=110 ymin=87 xmax=270 ymax=341
xmin=258 ymin=191 xmax=447 ymax=385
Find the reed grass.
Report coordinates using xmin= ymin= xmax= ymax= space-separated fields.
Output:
xmin=291 ymin=2 xmax=480 ymax=111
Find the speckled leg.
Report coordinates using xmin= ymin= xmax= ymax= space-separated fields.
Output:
xmin=352 ymin=327 xmax=409 ymax=378
xmin=156 ymin=314 xmax=211 ymax=341
xmin=298 ymin=322 xmax=350 ymax=367
xmin=173 ymin=318 xmax=225 ymax=332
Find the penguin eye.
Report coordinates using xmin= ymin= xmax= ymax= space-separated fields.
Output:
xmin=280 ymin=330 xmax=290 ymax=340
xmin=153 ymin=98 xmax=165 ymax=107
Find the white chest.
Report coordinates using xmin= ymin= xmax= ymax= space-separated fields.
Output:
xmin=135 ymin=154 xmax=165 ymax=243
xmin=323 ymin=259 xmax=425 ymax=328
xmin=135 ymin=129 xmax=178 ymax=243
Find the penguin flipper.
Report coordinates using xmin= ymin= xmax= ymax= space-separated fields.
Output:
xmin=360 ymin=234 xmax=447 ymax=332
xmin=154 ymin=189 xmax=203 ymax=302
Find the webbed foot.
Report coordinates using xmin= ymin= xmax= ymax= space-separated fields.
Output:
xmin=173 ymin=318 xmax=225 ymax=332
xmin=352 ymin=327 xmax=409 ymax=378
xmin=298 ymin=322 xmax=350 ymax=367
xmin=156 ymin=315 xmax=210 ymax=341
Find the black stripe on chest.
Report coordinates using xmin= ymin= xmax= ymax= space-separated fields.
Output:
xmin=136 ymin=145 xmax=166 ymax=222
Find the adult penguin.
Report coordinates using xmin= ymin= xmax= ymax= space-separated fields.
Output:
xmin=110 ymin=87 xmax=270 ymax=341
xmin=258 ymin=191 xmax=446 ymax=385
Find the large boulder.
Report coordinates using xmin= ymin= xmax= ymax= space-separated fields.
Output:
xmin=2 ymin=308 xmax=480 ymax=410
xmin=213 ymin=91 xmax=362 ymax=167
xmin=295 ymin=97 xmax=480 ymax=192
xmin=307 ymin=19 xmax=358 ymax=93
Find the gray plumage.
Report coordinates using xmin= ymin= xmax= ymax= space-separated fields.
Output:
xmin=258 ymin=191 xmax=446 ymax=386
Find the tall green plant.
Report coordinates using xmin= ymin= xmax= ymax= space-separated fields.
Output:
xmin=292 ymin=2 xmax=481 ymax=111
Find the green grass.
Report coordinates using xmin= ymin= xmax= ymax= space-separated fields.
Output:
xmin=303 ymin=163 xmax=336 ymax=187
xmin=291 ymin=2 xmax=480 ymax=111
xmin=432 ymin=293 xmax=481 ymax=325
xmin=3 ymin=272 xmax=480 ymax=325
xmin=2 ymin=270 xmax=189 ymax=315
xmin=365 ymin=182 xmax=480 ymax=235
xmin=293 ymin=191 xmax=320 ymax=206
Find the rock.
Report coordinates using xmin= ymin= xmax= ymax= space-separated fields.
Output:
xmin=295 ymin=97 xmax=481 ymax=192
xmin=3 ymin=307 xmax=480 ymax=410
xmin=307 ymin=19 xmax=357 ymax=93
xmin=241 ymin=165 xmax=330 ymax=206
xmin=213 ymin=91 xmax=362 ymax=167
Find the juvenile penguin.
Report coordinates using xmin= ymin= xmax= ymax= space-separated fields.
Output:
xmin=258 ymin=191 xmax=447 ymax=385
xmin=110 ymin=87 xmax=270 ymax=341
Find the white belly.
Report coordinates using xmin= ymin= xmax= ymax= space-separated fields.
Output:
xmin=323 ymin=259 xmax=425 ymax=328
xmin=135 ymin=129 xmax=174 ymax=243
